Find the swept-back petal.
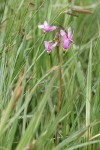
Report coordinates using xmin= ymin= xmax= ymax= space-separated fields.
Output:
xmin=60 ymin=29 xmax=66 ymax=36
xmin=44 ymin=41 xmax=50 ymax=50
xmin=38 ymin=25 xmax=44 ymax=29
xmin=44 ymin=21 xmax=48 ymax=27
xmin=51 ymin=42 xmax=57 ymax=49
xmin=49 ymin=26 xmax=56 ymax=31
xmin=44 ymin=41 xmax=57 ymax=53
xmin=68 ymin=28 xmax=73 ymax=41
xmin=62 ymin=39 xmax=70 ymax=49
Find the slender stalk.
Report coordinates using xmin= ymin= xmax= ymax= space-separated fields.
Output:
xmin=56 ymin=45 xmax=62 ymax=112
xmin=55 ymin=45 xmax=62 ymax=145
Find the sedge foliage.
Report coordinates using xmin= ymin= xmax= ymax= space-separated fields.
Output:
xmin=0 ymin=0 xmax=100 ymax=150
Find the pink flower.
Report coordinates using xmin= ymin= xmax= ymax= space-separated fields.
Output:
xmin=44 ymin=41 xmax=57 ymax=53
xmin=60 ymin=29 xmax=73 ymax=50
xmin=38 ymin=21 xmax=56 ymax=32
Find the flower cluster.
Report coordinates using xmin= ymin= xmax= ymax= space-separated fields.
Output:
xmin=38 ymin=20 xmax=73 ymax=54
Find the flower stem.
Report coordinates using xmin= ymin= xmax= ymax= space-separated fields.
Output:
xmin=56 ymin=45 xmax=62 ymax=112
xmin=55 ymin=45 xmax=62 ymax=145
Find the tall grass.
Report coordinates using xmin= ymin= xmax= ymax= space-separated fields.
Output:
xmin=0 ymin=0 xmax=100 ymax=149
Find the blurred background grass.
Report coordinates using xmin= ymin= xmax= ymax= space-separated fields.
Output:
xmin=0 ymin=0 xmax=100 ymax=150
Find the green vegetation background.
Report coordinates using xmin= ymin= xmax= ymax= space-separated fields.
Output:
xmin=0 ymin=0 xmax=100 ymax=149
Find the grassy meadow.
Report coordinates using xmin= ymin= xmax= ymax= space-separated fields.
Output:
xmin=0 ymin=0 xmax=100 ymax=149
